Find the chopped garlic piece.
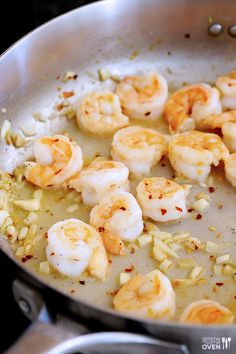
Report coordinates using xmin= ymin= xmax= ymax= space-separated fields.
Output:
xmin=15 ymin=247 xmax=24 ymax=257
xmin=20 ymin=122 xmax=37 ymax=136
xmin=192 ymin=199 xmax=209 ymax=212
xmin=215 ymin=254 xmax=230 ymax=265
xmin=151 ymin=230 xmax=172 ymax=241
xmin=144 ymin=221 xmax=159 ymax=232
xmin=166 ymin=232 xmax=189 ymax=244
xmin=14 ymin=198 xmax=41 ymax=211
xmin=170 ymin=243 xmax=182 ymax=251
xmin=153 ymin=246 xmax=166 ymax=262
xmin=209 ymin=226 xmax=216 ymax=231
xmin=189 ymin=266 xmax=204 ymax=279
xmin=98 ymin=68 xmax=111 ymax=81
xmin=66 ymin=191 xmax=79 ymax=202
xmin=18 ymin=226 xmax=29 ymax=240
xmin=177 ymin=258 xmax=196 ymax=269
xmin=159 ymin=259 xmax=172 ymax=273
xmin=0 ymin=190 xmax=9 ymax=209
xmin=153 ymin=238 xmax=178 ymax=259
xmin=24 ymin=212 xmax=38 ymax=226
xmin=222 ymin=264 xmax=236 ymax=275
xmin=0 ymin=120 xmax=11 ymax=140
xmin=66 ymin=204 xmax=79 ymax=213
xmin=39 ymin=261 xmax=50 ymax=274
xmin=195 ymin=192 xmax=210 ymax=202
xmin=137 ymin=234 xmax=152 ymax=247
xmin=0 ymin=210 xmax=10 ymax=227
xmin=119 ymin=272 xmax=131 ymax=286
xmin=172 ymin=278 xmax=207 ymax=287
xmin=33 ymin=190 xmax=43 ymax=200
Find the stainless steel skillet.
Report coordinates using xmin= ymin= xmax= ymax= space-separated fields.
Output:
xmin=1 ymin=0 xmax=236 ymax=353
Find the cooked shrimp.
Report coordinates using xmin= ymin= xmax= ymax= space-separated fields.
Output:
xmin=224 ymin=153 xmax=236 ymax=187
xmin=76 ymin=91 xmax=129 ymax=135
xmin=136 ymin=177 xmax=189 ymax=222
xmin=164 ymin=83 xmax=222 ymax=133
xmin=179 ymin=300 xmax=234 ymax=325
xmin=25 ymin=135 xmax=83 ymax=189
xmin=113 ymin=269 xmax=175 ymax=320
xmin=201 ymin=110 xmax=236 ymax=152
xmin=116 ymin=73 xmax=168 ymax=120
xmin=46 ymin=218 xmax=108 ymax=280
xmin=216 ymin=70 xmax=236 ymax=110
xmin=169 ymin=131 xmax=229 ymax=182
xmin=69 ymin=159 xmax=130 ymax=207
xmin=111 ymin=126 xmax=168 ymax=176
xmin=90 ymin=191 xmax=143 ymax=255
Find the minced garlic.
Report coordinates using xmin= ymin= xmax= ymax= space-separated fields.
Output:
xmin=119 ymin=272 xmax=131 ymax=286
xmin=137 ymin=234 xmax=152 ymax=247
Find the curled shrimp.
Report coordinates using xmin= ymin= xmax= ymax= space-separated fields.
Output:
xmin=216 ymin=70 xmax=236 ymax=110
xmin=136 ymin=177 xmax=190 ymax=222
xmin=169 ymin=131 xmax=229 ymax=182
xmin=164 ymin=83 xmax=222 ymax=133
xmin=111 ymin=126 xmax=168 ymax=176
xmin=113 ymin=269 xmax=175 ymax=320
xmin=90 ymin=191 xmax=143 ymax=255
xmin=224 ymin=153 xmax=236 ymax=187
xmin=76 ymin=91 xmax=129 ymax=135
xmin=69 ymin=159 xmax=130 ymax=207
xmin=116 ymin=73 xmax=168 ymax=120
xmin=179 ymin=300 xmax=234 ymax=325
xmin=25 ymin=135 xmax=83 ymax=189
xmin=201 ymin=110 xmax=236 ymax=152
xmin=46 ymin=218 xmax=108 ymax=280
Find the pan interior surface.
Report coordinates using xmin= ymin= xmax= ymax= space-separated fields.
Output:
xmin=0 ymin=0 xmax=236 ymax=327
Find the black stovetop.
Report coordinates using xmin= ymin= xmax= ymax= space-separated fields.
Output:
xmin=0 ymin=1 xmax=97 ymax=352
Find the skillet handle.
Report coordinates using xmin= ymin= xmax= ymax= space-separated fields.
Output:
xmin=6 ymin=321 xmax=189 ymax=354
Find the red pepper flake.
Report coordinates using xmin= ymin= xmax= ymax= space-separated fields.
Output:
xmin=44 ymin=232 xmax=48 ymax=239
xmin=209 ymin=186 xmax=215 ymax=193
xmin=26 ymin=255 xmax=33 ymax=260
xmin=161 ymin=163 xmax=166 ymax=167
xmin=218 ymin=204 xmax=223 ymax=209
xmin=120 ymin=206 xmax=126 ymax=211
xmin=54 ymin=139 xmax=59 ymax=142
xmin=188 ymin=208 xmax=194 ymax=213
xmin=50 ymin=252 xmax=55 ymax=256
xmin=56 ymin=103 xmax=64 ymax=111
xmin=108 ymin=259 xmax=112 ymax=264
xmin=98 ymin=227 xmax=105 ymax=232
xmin=125 ymin=268 xmax=133 ymax=273
xmin=55 ymin=169 xmax=62 ymax=175
xmin=109 ymin=290 xmax=118 ymax=297
xmin=79 ymin=280 xmax=85 ymax=285
xmin=148 ymin=195 xmax=152 ymax=200
xmin=161 ymin=209 xmax=167 ymax=215
xmin=175 ymin=206 xmax=183 ymax=212
xmin=215 ymin=282 xmax=224 ymax=287
xmin=61 ymin=91 xmax=75 ymax=99
xmin=209 ymin=255 xmax=215 ymax=261
xmin=21 ymin=257 xmax=27 ymax=263
xmin=125 ymin=265 xmax=134 ymax=273
xmin=47 ymin=184 xmax=53 ymax=187
xmin=70 ymin=289 xmax=75 ymax=293
xmin=145 ymin=112 xmax=151 ymax=116
xmin=234 ymin=296 xmax=236 ymax=300
xmin=158 ymin=194 xmax=163 ymax=199
xmin=196 ymin=214 xmax=202 ymax=220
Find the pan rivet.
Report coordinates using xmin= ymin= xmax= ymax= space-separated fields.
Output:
xmin=18 ymin=298 xmax=31 ymax=314
xmin=208 ymin=23 xmax=223 ymax=36
xmin=228 ymin=25 xmax=236 ymax=37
